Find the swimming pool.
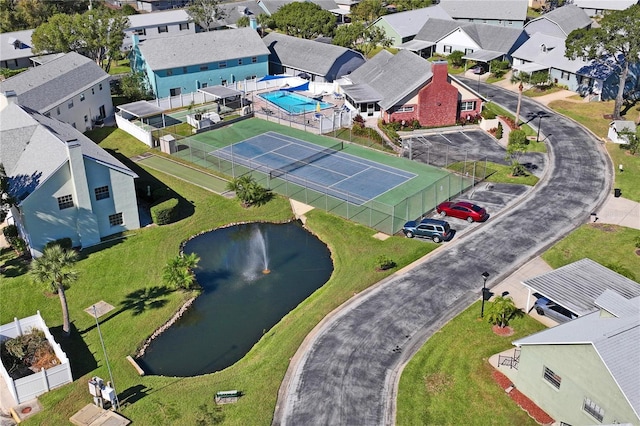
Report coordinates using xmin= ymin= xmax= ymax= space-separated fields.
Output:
xmin=260 ymin=91 xmax=332 ymax=114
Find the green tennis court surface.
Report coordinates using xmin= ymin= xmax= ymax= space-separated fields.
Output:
xmin=136 ymin=155 xmax=230 ymax=194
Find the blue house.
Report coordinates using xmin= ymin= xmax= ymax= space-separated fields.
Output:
xmin=131 ymin=27 xmax=270 ymax=98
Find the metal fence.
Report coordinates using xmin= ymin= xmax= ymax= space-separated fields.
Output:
xmin=172 ymin=137 xmax=485 ymax=235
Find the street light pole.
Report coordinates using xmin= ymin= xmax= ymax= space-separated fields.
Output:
xmin=480 ymin=271 xmax=490 ymax=318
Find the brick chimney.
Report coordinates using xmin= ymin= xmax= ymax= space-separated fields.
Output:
xmin=432 ymin=60 xmax=449 ymax=84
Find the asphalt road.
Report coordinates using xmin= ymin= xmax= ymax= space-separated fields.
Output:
xmin=273 ymin=81 xmax=612 ymax=425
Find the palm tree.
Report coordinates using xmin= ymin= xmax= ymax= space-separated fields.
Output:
xmin=486 ymin=295 xmax=524 ymax=328
xmin=30 ymin=245 xmax=78 ymax=335
xmin=163 ymin=253 xmax=200 ymax=290
xmin=510 ymin=71 xmax=530 ymax=129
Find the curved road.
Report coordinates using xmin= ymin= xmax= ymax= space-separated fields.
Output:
xmin=274 ymin=82 xmax=612 ymax=425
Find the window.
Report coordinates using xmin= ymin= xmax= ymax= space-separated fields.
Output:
xmin=80 ymin=93 xmax=85 ymax=101
xmin=134 ymin=28 xmax=146 ymax=36
xmin=166 ymin=69 xmax=173 ymax=76
xmin=238 ymin=58 xmax=243 ymax=65
xmin=72 ymin=123 xmax=76 ymax=128
xmin=201 ymin=82 xmax=208 ymax=88
xmin=221 ymin=79 xmax=227 ymax=86
xmin=251 ymin=56 xmax=257 ymax=63
xmin=583 ymin=398 xmax=604 ymax=422
xmin=84 ymin=115 xmax=88 ymax=122
xmin=561 ymin=71 xmax=570 ymax=80
xmin=508 ymin=20 xmax=513 ymax=25
xmin=57 ymin=195 xmax=74 ymax=210
xmin=543 ymin=366 xmax=561 ymax=389
xmin=444 ymin=45 xmax=452 ymax=53
xmin=68 ymin=100 xmax=74 ymax=109
xmin=56 ymin=107 xmax=60 ymax=115
xmin=179 ymin=23 xmax=189 ymax=30
xmin=99 ymin=83 xmax=103 ymax=90
xmin=91 ymin=88 xmax=95 ymax=95
xmin=109 ymin=212 xmax=124 ymax=227
xmin=465 ymin=48 xmax=474 ymax=55
xmin=460 ymin=101 xmax=476 ymax=111
xmin=170 ymin=87 xmax=181 ymax=96
xmin=395 ymin=106 xmax=414 ymax=112
xmin=158 ymin=25 xmax=168 ymax=33
xmin=218 ymin=61 xmax=227 ymax=69
xmin=200 ymin=65 xmax=208 ymax=71
xmin=95 ymin=186 xmax=110 ymax=200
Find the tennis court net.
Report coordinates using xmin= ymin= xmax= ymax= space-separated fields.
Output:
xmin=269 ymin=141 xmax=343 ymax=179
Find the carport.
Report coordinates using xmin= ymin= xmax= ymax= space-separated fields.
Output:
xmin=463 ymin=50 xmax=504 ymax=73
xmin=397 ymin=40 xmax=436 ymax=58
xmin=522 ymin=258 xmax=640 ymax=316
xmin=116 ymin=100 xmax=166 ymax=127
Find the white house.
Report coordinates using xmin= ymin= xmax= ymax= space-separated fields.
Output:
xmin=123 ymin=9 xmax=196 ymax=51
xmin=0 ymin=52 xmax=113 ymax=132
xmin=0 ymin=94 xmax=140 ymax=257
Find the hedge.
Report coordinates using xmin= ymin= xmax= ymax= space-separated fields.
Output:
xmin=44 ymin=238 xmax=73 ymax=251
xmin=151 ymin=198 xmax=179 ymax=225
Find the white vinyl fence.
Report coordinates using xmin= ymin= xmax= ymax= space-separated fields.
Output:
xmin=0 ymin=312 xmax=73 ymax=404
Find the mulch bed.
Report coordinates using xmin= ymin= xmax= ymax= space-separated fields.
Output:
xmin=492 ymin=325 xmax=515 ymax=336
xmin=492 ymin=370 xmax=555 ymax=425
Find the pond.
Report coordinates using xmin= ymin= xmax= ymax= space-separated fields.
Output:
xmin=136 ymin=221 xmax=333 ymax=376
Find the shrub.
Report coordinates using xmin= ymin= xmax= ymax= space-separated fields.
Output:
xmin=635 ymin=236 xmax=640 ymax=249
xmin=489 ymin=59 xmax=510 ymax=78
xmin=495 ymin=122 xmax=503 ymax=139
xmin=44 ymin=238 xmax=72 ymax=251
xmin=2 ymin=224 xmax=18 ymax=246
xmin=375 ymin=255 xmax=396 ymax=271
xmin=151 ymin=198 xmax=179 ymax=225
xmin=448 ymin=51 xmax=465 ymax=67
xmin=410 ymin=119 xmax=421 ymax=130
xmin=152 ymin=187 xmax=172 ymax=203
xmin=482 ymin=109 xmax=497 ymax=120
xmin=352 ymin=114 xmax=365 ymax=128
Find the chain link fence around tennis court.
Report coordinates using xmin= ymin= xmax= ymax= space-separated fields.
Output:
xmin=171 ymin=137 xmax=489 ymax=235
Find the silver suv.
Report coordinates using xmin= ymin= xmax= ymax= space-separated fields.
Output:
xmin=402 ymin=218 xmax=453 ymax=243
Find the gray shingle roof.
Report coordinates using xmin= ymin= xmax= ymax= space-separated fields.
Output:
xmin=0 ymin=29 xmax=34 ymax=62
xmin=220 ymin=0 xmax=262 ymax=26
xmin=415 ymin=18 xmax=526 ymax=54
xmin=573 ymin=0 xmax=638 ymax=11
xmin=262 ymin=32 xmax=364 ymax=77
xmin=524 ymin=4 xmax=592 ymax=36
xmin=514 ymin=293 xmax=640 ymax=420
xmin=138 ymin=27 xmax=270 ymax=70
xmin=439 ymin=0 xmax=528 ymax=21
xmin=127 ymin=9 xmax=191 ymax=28
xmin=346 ymin=49 xmax=433 ymax=111
xmin=0 ymin=103 xmax=136 ymax=201
xmin=375 ymin=6 xmax=453 ymax=38
xmin=0 ymin=52 xmax=109 ymax=113
xmin=522 ymin=258 xmax=640 ymax=316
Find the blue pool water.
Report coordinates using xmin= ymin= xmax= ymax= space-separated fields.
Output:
xmin=260 ymin=91 xmax=332 ymax=114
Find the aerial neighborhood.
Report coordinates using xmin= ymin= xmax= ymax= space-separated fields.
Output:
xmin=0 ymin=0 xmax=639 ymax=425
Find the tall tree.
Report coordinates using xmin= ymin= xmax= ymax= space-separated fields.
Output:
xmin=350 ymin=0 xmax=386 ymax=23
xmin=186 ymin=0 xmax=226 ymax=32
xmin=565 ymin=5 xmax=640 ymax=120
xmin=333 ymin=21 xmax=391 ymax=56
xmin=1 ymin=164 xmax=16 ymax=223
xmin=510 ymin=71 xmax=529 ymax=127
xmin=31 ymin=8 xmax=129 ymax=72
xmin=271 ymin=2 xmax=336 ymax=39
xmin=394 ymin=0 xmax=432 ymax=12
xmin=30 ymin=245 xmax=79 ymax=335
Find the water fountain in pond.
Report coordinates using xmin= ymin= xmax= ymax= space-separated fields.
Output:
xmin=244 ymin=225 xmax=270 ymax=280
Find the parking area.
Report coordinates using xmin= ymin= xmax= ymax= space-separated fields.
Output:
xmin=405 ymin=129 xmax=547 ymax=178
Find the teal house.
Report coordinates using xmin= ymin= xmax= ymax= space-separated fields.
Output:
xmin=131 ymin=27 xmax=270 ymax=98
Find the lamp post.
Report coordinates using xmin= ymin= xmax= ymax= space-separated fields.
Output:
xmin=480 ymin=271 xmax=490 ymax=318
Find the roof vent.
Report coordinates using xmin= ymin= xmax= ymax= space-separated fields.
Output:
xmin=540 ymin=44 xmax=547 ymax=52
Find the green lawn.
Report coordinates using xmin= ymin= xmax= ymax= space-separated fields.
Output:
xmin=397 ymin=301 xmax=546 ymax=425
xmin=542 ymin=224 xmax=640 ymax=280
xmin=547 ymin=99 xmax=614 ymax=138
xmin=607 ymin=142 xmax=640 ymax=202
xmin=109 ymin=59 xmax=131 ymax=75
xmin=522 ymin=85 xmax=564 ymax=97
xmin=2 ymin=127 xmax=439 ymax=424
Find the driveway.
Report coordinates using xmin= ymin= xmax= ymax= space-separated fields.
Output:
xmin=273 ymin=80 xmax=611 ymax=425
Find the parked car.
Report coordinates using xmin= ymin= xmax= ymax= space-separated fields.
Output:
xmin=534 ymin=297 xmax=578 ymax=323
xmin=402 ymin=218 xmax=453 ymax=243
xmin=436 ymin=201 xmax=488 ymax=223
xmin=471 ymin=65 xmax=486 ymax=75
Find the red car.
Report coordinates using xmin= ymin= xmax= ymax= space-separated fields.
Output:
xmin=436 ymin=201 xmax=488 ymax=223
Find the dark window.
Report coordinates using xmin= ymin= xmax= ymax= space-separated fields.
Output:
xmin=99 ymin=83 xmax=103 ymax=90
xmin=201 ymin=82 xmax=208 ymax=88
xmin=134 ymin=28 xmax=146 ymax=36
xmin=58 ymin=195 xmax=74 ymax=210
xmin=80 ymin=93 xmax=85 ymax=101
xmin=444 ymin=45 xmax=452 ymax=53
xmin=200 ymin=65 xmax=208 ymax=71
xmin=251 ymin=56 xmax=257 ymax=63
xmin=84 ymin=115 xmax=88 ymax=122
xmin=170 ymin=87 xmax=181 ymax=96
xmin=219 ymin=61 xmax=227 ymax=69
xmin=91 ymin=88 xmax=95 ymax=95
xmin=238 ymin=58 xmax=243 ymax=65
xmin=95 ymin=186 xmax=110 ymax=200
xmin=583 ymin=398 xmax=604 ymax=422
xmin=183 ymin=67 xmax=187 ymax=73
xmin=109 ymin=212 xmax=124 ymax=226
xmin=68 ymin=100 xmax=74 ymax=109
xmin=56 ymin=107 xmax=60 ymax=115
xmin=158 ymin=25 xmax=168 ymax=33
xmin=179 ymin=23 xmax=189 ymax=30
xmin=543 ymin=366 xmax=561 ymax=389
xmin=166 ymin=69 xmax=173 ymax=76
xmin=460 ymin=101 xmax=476 ymax=111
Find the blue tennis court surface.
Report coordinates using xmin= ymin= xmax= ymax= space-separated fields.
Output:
xmin=211 ymin=131 xmax=416 ymax=205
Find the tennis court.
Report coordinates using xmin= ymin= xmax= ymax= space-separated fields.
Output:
xmin=210 ymin=132 xmax=416 ymax=205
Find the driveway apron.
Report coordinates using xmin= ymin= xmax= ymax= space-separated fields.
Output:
xmin=273 ymin=80 xmax=611 ymax=425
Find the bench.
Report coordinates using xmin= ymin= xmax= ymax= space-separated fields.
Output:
xmin=214 ymin=390 xmax=241 ymax=404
